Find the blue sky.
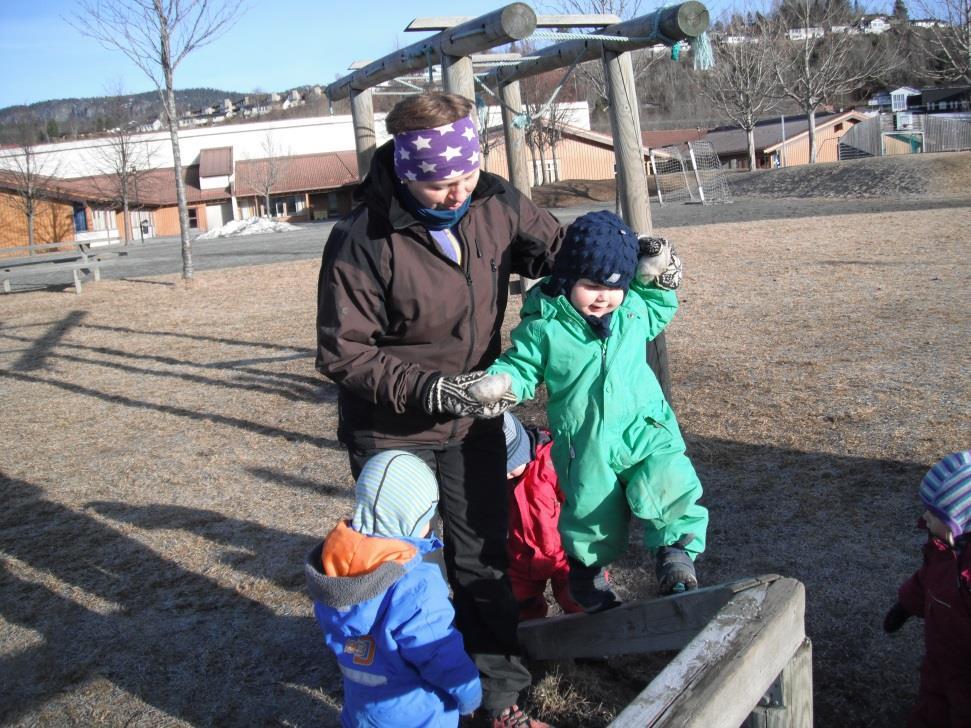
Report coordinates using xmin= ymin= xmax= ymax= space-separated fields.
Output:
xmin=0 ymin=0 xmax=531 ymax=108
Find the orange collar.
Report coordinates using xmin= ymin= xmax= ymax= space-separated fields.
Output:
xmin=321 ymin=520 xmax=417 ymax=577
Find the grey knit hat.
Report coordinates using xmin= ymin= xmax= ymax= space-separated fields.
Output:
xmin=352 ymin=450 xmax=439 ymax=538
xmin=503 ymin=412 xmax=532 ymax=474
xmin=919 ymin=450 xmax=971 ymax=538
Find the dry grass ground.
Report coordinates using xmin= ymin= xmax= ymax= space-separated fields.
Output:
xmin=1 ymin=195 xmax=969 ymax=726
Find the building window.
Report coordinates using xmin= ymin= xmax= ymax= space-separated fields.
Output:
xmin=891 ymin=94 xmax=907 ymax=112
xmin=187 ymin=208 xmax=198 ymax=228
xmin=270 ymin=194 xmax=305 ymax=217
xmin=834 ymin=123 xmax=844 ymax=132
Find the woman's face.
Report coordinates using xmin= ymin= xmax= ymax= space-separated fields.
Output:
xmin=569 ymin=278 xmax=625 ymax=317
xmin=404 ymin=169 xmax=480 ymax=210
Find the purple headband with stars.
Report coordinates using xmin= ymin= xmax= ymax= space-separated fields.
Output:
xmin=393 ymin=115 xmax=481 ymax=182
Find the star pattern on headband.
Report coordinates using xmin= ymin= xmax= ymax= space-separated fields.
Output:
xmin=393 ymin=115 xmax=482 ymax=182
xmin=441 ymin=146 xmax=462 ymax=161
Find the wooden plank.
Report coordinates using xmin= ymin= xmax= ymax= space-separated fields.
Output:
xmin=405 ymin=14 xmax=621 ymax=31
xmin=610 ymin=577 xmax=806 ymax=728
xmin=743 ymin=638 xmax=813 ymax=728
xmin=517 ymin=576 xmax=777 ymax=661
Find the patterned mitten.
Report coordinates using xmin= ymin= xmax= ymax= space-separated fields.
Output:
xmin=423 ymin=371 xmax=517 ymax=418
xmin=636 ymin=235 xmax=682 ymax=290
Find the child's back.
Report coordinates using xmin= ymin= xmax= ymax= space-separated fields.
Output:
xmin=305 ymin=451 xmax=480 ymax=727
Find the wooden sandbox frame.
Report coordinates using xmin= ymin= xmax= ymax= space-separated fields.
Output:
xmin=518 ymin=575 xmax=812 ymax=727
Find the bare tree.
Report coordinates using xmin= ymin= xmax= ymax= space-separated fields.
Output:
xmin=248 ymin=132 xmax=291 ymax=218
xmin=6 ymin=124 xmax=63 ymax=248
xmin=72 ymin=0 xmax=244 ymax=279
xmin=911 ymin=0 xmax=971 ymax=82
xmin=540 ymin=0 xmax=662 ymax=112
xmin=700 ymin=24 xmax=779 ymax=169
xmin=764 ymin=1 xmax=896 ymax=162
xmin=87 ymin=86 xmax=159 ymax=243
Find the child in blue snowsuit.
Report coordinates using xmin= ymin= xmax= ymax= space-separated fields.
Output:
xmin=480 ymin=211 xmax=709 ymax=612
xmin=304 ymin=450 xmax=481 ymax=727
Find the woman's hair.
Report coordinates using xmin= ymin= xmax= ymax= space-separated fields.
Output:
xmin=385 ymin=93 xmax=474 ymax=134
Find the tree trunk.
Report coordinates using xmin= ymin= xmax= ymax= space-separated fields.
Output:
xmin=808 ymin=108 xmax=818 ymax=164
xmin=161 ymin=26 xmax=192 ymax=279
xmin=538 ymin=133 xmax=549 ymax=185
xmin=121 ymin=176 xmax=131 ymax=244
xmin=27 ymin=211 xmax=35 ymax=247
xmin=264 ymin=192 xmax=271 ymax=217
xmin=747 ymin=127 xmax=757 ymax=170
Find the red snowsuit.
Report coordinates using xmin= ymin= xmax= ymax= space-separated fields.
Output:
xmin=507 ymin=429 xmax=584 ymax=621
xmin=897 ymin=535 xmax=971 ymax=728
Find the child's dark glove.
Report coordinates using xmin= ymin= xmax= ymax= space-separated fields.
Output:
xmin=636 ymin=235 xmax=683 ymax=290
xmin=883 ymin=602 xmax=910 ymax=633
xmin=423 ymin=371 xmax=516 ymax=418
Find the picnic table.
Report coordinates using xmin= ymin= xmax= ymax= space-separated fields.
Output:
xmin=0 ymin=241 xmax=129 ymax=294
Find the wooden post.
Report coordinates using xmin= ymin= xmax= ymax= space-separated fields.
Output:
xmin=499 ymin=80 xmax=530 ymax=198
xmin=743 ymin=638 xmax=813 ymax=728
xmin=442 ymin=54 xmax=476 ymax=102
xmin=350 ymin=87 xmax=376 ymax=181
xmin=602 ymin=48 xmax=652 ymax=234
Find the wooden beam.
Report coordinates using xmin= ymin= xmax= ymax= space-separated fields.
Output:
xmin=517 ymin=576 xmax=776 ymax=662
xmin=484 ymin=2 xmax=710 ymax=86
xmin=609 ymin=577 xmax=807 ymax=728
xmin=406 ymin=14 xmax=622 ymax=31
xmin=327 ymin=3 xmax=536 ymax=101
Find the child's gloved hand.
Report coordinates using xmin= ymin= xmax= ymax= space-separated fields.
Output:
xmin=423 ymin=371 xmax=516 ymax=418
xmin=636 ymin=235 xmax=683 ymax=290
xmin=883 ymin=602 xmax=910 ymax=633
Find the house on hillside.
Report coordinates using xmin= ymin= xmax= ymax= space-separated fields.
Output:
xmin=704 ymin=110 xmax=870 ymax=168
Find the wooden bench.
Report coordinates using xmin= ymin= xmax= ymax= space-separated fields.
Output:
xmin=0 ymin=242 xmax=129 ymax=294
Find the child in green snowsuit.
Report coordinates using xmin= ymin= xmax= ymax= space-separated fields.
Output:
xmin=483 ymin=211 xmax=709 ymax=611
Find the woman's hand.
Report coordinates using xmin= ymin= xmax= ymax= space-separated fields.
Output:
xmin=423 ymin=372 xmax=517 ymax=418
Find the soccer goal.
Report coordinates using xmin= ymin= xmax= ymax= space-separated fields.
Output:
xmin=687 ymin=140 xmax=732 ymax=204
xmin=650 ymin=145 xmax=697 ymax=205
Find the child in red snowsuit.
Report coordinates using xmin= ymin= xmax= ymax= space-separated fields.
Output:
xmin=883 ymin=450 xmax=971 ymax=728
xmin=503 ymin=412 xmax=584 ymax=621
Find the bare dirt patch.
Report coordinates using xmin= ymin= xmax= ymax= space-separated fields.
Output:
xmin=1 ymin=199 xmax=969 ymax=726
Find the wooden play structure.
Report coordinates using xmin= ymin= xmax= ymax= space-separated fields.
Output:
xmin=326 ymin=7 xmax=812 ymax=725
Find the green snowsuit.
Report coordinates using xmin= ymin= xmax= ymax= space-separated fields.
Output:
xmin=488 ymin=279 xmax=708 ymax=567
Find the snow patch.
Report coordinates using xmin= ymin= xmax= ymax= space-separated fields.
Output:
xmin=196 ymin=217 xmax=301 ymax=240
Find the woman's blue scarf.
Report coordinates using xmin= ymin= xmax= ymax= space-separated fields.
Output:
xmin=396 ymin=180 xmax=472 ymax=231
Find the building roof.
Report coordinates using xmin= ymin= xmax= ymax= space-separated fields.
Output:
xmin=703 ymin=111 xmax=866 ymax=156
xmin=0 ymin=169 xmax=93 ymax=203
xmin=54 ymin=165 xmax=230 ymax=207
xmin=199 ymin=146 xmax=233 ymax=177
xmin=641 ymin=128 xmax=708 ymax=149
xmin=234 ymin=151 xmax=358 ymax=197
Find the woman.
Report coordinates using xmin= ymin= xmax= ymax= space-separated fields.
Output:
xmin=316 ymin=92 xmax=563 ymax=727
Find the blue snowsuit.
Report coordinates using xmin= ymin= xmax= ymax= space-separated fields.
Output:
xmin=305 ymin=523 xmax=481 ymax=727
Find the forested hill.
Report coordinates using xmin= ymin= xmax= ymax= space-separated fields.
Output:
xmin=0 ymin=88 xmax=242 ymax=143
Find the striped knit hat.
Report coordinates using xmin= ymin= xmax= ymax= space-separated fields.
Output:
xmin=919 ymin=450 xmax=971 ymax=539
xmin=352 ymin=451 xmax=439 ymax=539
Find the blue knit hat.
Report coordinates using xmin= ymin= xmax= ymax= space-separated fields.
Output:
xmin=919 ymin=450 xmax=971 ymax=539
xmin=545 ymin=211 xmax=639 ymax=298
xmin=352 ymin=451 xmax=439 ymax=538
